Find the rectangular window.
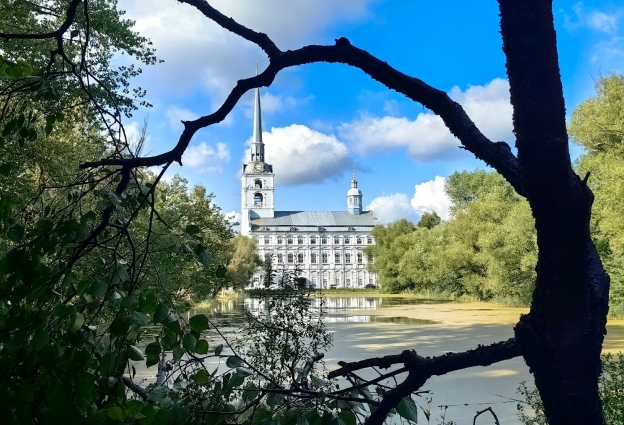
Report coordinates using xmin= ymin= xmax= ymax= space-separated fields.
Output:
xmin=323 ymin=278 xmax=328 ymax=287
xmin=311 ymin=238 xmax=317 ymax=245
xmin=277 ymin=238 xmax=283 ymax=244
xmin=277 ymin=254 xmax=284 ymax=263
xmin=288 ymin=253 xmax=294 ymax=263
xmin=356 ymin=238 xmax=362 ymax=244
xmin=335 ymin=253 xmax=340 ymax=263
xmin=345 ymin=254 xmax=351 ymax=264
xmin=297 ymin=238 xmax=304 ymax=244
xmin=322 ymin=253 xmax=328 ymax=264
xmin=264 ymin=237 xmax=270 ymax=244
xmin=298 ymin=253 xmax=304 ymax=263
xmin=334 ymin=238 xmax=340 ymax=244
xmin=367 ymin=237 xmax=373 ymax=244
xmin=311 ymin=254 xmax=317 ymax=264
xmin=369 ymin=277 xmax=373 ymax=284
xmin=287 ymin=238 xmax=293 ymax=245
xmin=346 ymin=278 xmax=351 ymax=286
xmin=335 ymin=278 xmax=340 ymax=285
xmin=358 ymin=277 xmax=363 ymax=285
xmin=344 ymin=238 xmax=350 ymax=244
xmin=321 ymin=238 xmax=328 ymax=245
xmin=357 ymin=253 xmax=363 ymax=264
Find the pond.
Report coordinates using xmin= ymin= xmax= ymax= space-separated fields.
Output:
xmin=141 ymin=296 xmax=624 ymax=425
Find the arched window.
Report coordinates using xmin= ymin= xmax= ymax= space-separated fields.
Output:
xmin=254 ymin=180 xmax=262 ymax=189
xmin=254 ymin=193 xmax=263 ymax=206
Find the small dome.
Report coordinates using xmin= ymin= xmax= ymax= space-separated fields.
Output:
xmin=347 ymin=187 xmax=362 ymax=196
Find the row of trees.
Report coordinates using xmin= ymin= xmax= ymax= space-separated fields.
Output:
xmin=367 ymin=74 xmax=624 ymax=315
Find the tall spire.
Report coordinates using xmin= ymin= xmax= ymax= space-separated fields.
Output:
xmin=251 ymin=63 xmax=264 ymax=162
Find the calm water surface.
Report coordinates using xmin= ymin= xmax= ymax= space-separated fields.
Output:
xmin=183 ymin=296 xmax=530 ymax=425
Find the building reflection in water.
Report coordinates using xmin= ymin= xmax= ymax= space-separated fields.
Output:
xmin=192 ymin=297 xmax=383 ymax=324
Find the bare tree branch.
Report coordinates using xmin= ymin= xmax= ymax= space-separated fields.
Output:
xmin=473 ymin=407 xmax=501 ymax=425
xmin=0 ymin=0 xmax=82 ymax=40
xmin=81 ymin=0 xmax=525 ymax=196
xmin=178 ymin=0 xmax=281 ymax=60
xmin=326 ymin=338 xmax=520 ymax=425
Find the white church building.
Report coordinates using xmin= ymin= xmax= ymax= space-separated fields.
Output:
xmin=241 ymin=85 xmax=378 ymax=289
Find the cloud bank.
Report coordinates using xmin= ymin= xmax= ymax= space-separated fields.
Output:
xmin=366 ymin=176 xmax=451 ymax=225
xmin=339 ymin=78 xmax=514 ymax=162
xmin=245 ymin=124 xmax=351 ymax=186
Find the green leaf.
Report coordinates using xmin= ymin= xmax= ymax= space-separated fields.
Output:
xmin=56 ymin=112 xmax=65 ymax=122
xmin=182 ymin=333 xmax=197 ymax=351
xmin=69 ymin=312 xmax=85 ymax=332
xmin=153 ymin=408 xmax=171 ymax=425
xmin=140 ymin=293 xmax=156 ymax=313
xmin=184 ymin=224 xmax=200 ymax=235
xmin=226 ymin=356 xmax=242 ymax=368
xmin=173 ymin=345 xmax=184 ymax=362
xmin=32 ymin=328 xmax=49 ymax=351
xmin=160 ymin=335 xmax=176 ymax=351
xmin=107 ymin=407 xmax=125 ymax=421
xmin=0 ymin=163 xmax=12 ymax=176
xmin=153 ymin=303 xmax=168 ymax=324
xmin=396 ymin=396 xmax=418 ymax=423
xmin=7 ymin=224 xmax=24 ymax=243
xmin=90 ymin=279 xmax=108 ymax=298
xmin=125 ymin=400 xmax=144 ymax=417
xmin=128 ymin=345 xmax=145 ymax=361
xmin=148 ymin=386 xmax=168 ymax=404
xmin=214 ymin=344 xmax=223 ymax=355
xmin=46 ymin=115 xmax=56 ymax=125
xmin=145 ymin=341 xmax=161 ymax=368
xmin=195 ymin=339 xmax=208 ymax=355
xmin=139 ymin=405 xmax=159 ymax=425
xmin=189 ymin=314 xmax=209 ymax=332
xmin=17 ymin=113 xmax=24 ymax=128
xmin=338 ymin=409 xmax=356 ymax=425
xmin=191 ymin=369 xmax=209 ymax=385
xmin=45 ymin=123 xmax=53 ymax=136
xmin=19 ymin=126 xmax=29 ymax=139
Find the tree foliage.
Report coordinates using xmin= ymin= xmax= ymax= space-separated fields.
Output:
xmin=571 ymin=74 xmax=624 ymax=316
xmin=367 ymin=170 xmax=537 ymax=303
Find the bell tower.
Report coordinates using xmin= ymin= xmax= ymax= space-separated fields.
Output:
xmin=240 ymin=82 xmax=274 ymax=236
xmin=346 ymin=170 xmax=363 ymax=215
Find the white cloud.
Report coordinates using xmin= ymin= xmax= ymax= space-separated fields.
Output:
xmin=166 ymin=107 xmax=199 ymax=132
xmin=244 ymin=124 xmax=351 ymax=186
xmin=410 ymin=176 xmax=451 ymax=220
xmin=366 ymin=193 xmax=416 ymax=224
xmin=119 ymin=0 xmax=377 ymax=106
xmin=565 ymin=3 xmax=622 ymax=34
xmin=183 ymin=142 xmax=230 ymax=172
xmin=366 ymin=176 xmax=452 ymax=224
xmin=339 ymin=78 xmax=513 ymax=162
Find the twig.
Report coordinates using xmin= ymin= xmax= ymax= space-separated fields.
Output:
xmin=473 ymin=407 xmax=500 ymax=425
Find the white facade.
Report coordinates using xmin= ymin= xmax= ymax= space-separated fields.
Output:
xmin=241 ymin=86 xmax=378 ymax=289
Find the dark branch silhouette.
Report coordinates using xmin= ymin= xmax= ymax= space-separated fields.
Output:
xmin=81 ymin=0 xmax=524 ymax=196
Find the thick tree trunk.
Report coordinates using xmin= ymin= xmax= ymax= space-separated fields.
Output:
xmin=497 ymin=1 xmax=610 ymax=424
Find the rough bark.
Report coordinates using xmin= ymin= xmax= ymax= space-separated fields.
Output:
xmin=497 ymin=1 xmax=610 ymax=424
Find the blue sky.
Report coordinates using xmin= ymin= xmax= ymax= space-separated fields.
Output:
xmin=117 ymin=0 xmax=624 ymax=225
